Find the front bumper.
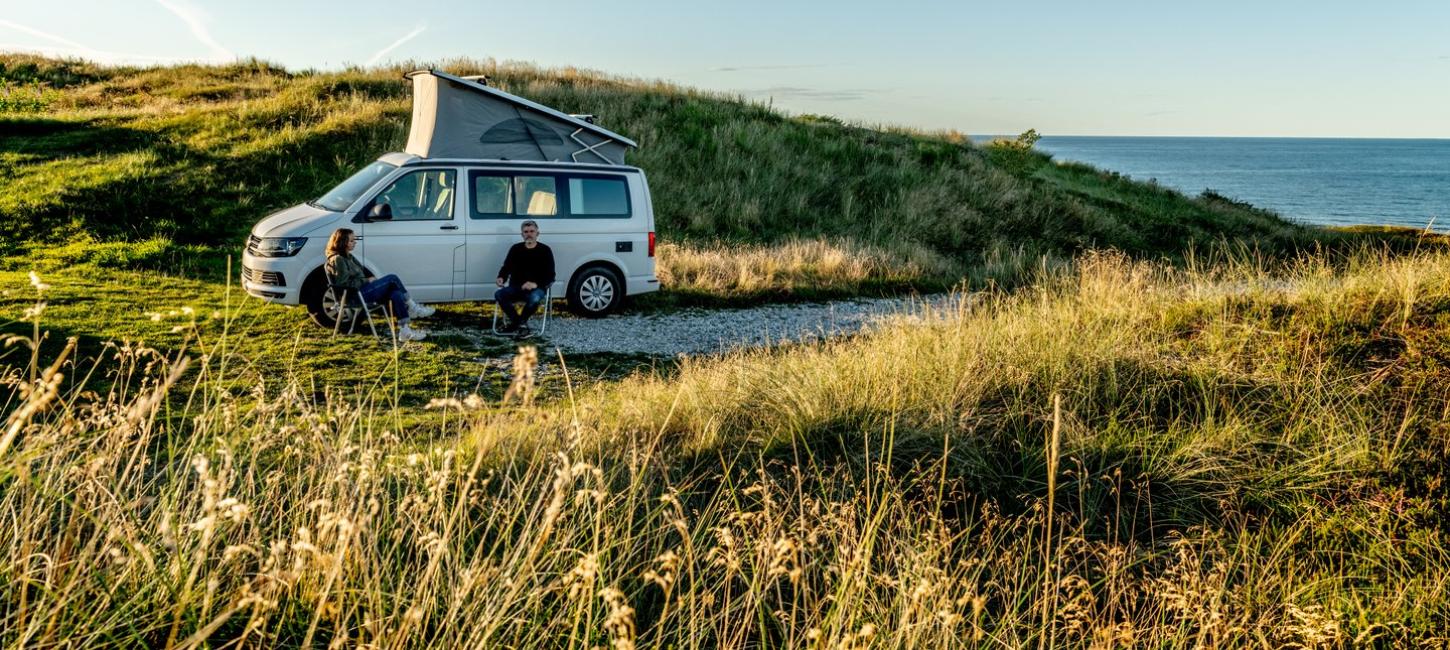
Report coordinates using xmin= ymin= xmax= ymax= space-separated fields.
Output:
xmin=240 ymin=255 xmax=301 ymax=305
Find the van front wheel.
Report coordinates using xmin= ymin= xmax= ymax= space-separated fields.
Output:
xmin=302 ymin=272 xmax=353 ymax=332
xmin=567 ymin=266 xmax=623 ymax=317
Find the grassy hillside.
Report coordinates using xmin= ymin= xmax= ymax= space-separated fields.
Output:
xmin=1 ymin=54 xmax=1328 ymax=293
xmin=4 ymin=247 xmax=1450 ymax=646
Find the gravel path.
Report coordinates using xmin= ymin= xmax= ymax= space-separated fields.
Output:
xmin=534 ymin=294 xmax=953 ymax=355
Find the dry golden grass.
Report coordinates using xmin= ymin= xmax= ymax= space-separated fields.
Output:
xmin=655 ymin=239 xmax=958 ymax=299
xmin=3 ymin=248 xmax=1450 ymax=647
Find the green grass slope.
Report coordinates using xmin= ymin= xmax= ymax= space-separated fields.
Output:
xmin=2 ymin=54 xmax=1324 ymax=283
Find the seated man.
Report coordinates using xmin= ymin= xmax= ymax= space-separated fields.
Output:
xmin=494 ymin=220 xmax=555 ymax=339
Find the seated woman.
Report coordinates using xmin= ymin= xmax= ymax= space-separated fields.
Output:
xmin=324 ymin=228 xmax=434 ymax=341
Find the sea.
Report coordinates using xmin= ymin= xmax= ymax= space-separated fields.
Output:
xmin=999 ymin=137 xmax=1450 ymax=231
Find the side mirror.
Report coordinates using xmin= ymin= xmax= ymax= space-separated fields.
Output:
xmin=367 ymin=203 xmax=393 ymax=222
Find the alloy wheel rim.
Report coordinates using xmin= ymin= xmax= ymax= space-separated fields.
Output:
xmin=580 ymin=275 xmax=614 ymax=311
xmin=322 ymin=292 xmax=352 ymax=322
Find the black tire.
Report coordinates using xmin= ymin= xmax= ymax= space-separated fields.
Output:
xmin=302 ymin=271 xmax=362 ymax=333
xmin=567 ymin=265 xmax=624 ymax=317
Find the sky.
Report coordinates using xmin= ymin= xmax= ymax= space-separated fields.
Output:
xmin=2 ymin=0 xmax=1447 ymax=138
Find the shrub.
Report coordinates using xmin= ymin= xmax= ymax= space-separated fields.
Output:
xmin=0 ymin=81 xmax=59 ymax=113
xmin=986 ymin=128 xmax=1043 ymax=177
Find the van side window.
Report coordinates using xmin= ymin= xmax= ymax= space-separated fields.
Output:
xmin=515 ymin=176 xmax=558 ymax=216
xmin=567 ymin=176 xmax=630 ymax=217
xmin=374 ymin=169 xmax=456 ymax=221
xmin=472 ymin=175 xmax=513 ymax=216
xmin=469 ymin=171 xmax=632 ymax=219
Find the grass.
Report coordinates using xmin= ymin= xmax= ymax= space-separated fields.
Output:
xmin=1 ymin=54 xmax=1352 ymax=300
xmin=648 ymin=239 xmax=959 ymax=306
xmin=3 ymin=245 xmax=1450 ymax=646
xmin=0 ymin=264 xmax=658 ymax=416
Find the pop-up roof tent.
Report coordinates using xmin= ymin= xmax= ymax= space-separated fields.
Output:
xmin=403 ymin=69 xmax=637 ymax=165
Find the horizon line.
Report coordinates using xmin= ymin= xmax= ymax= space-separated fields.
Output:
xmin=977 ymin=134 xmax=1450 ymax=141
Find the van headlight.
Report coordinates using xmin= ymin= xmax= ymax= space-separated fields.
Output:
xmin=250 ymin=237 xmax=308 ymax=257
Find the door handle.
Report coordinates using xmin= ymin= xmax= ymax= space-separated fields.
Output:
xmin=440 ymin=225 xmax=459 ymax=230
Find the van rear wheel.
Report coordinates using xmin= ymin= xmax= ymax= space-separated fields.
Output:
xmin=567 ymin=266 xmax=623 ymax=317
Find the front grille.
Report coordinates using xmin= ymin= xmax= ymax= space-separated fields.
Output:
xmin=246 ymin=235 xmax=261 ymax=255
xmin=241 ymin=266 xmax=285 ymax=287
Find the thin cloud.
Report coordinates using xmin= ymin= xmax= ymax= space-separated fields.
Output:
xmin=713 ymin=63 xmax=841 ymax=73
xmin=367 ymin=24 xmax=427 ymax=66
xmin=744 ymin=86 xmax=877 ymax=102
xmin=0 ymin=18 xmax=95 ymax=52
xmin=0 ymin=42 xmax=182 ymax=63
xmin=0 ymin=19 xmax=177 ymax=63
xmin=155 ymin=0 xmax=233 ymax=61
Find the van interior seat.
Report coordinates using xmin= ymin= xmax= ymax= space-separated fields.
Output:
xmin=429 ymin=186 xmax=453 ymax=218
xmin=527 ymin=191 xmax=556 ymax=215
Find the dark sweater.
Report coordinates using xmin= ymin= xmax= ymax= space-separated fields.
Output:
xmin=498 ymin=242 xmax=556 ymax=289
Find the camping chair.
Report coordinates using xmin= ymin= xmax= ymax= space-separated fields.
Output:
xmin=492 ymin=286 xmax=553 ymax=336
xmin=324 ymin=271 xmax=388 ymax=337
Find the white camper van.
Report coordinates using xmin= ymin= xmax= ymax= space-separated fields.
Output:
xmin=240 ymin=70 xmax=659 ymax=328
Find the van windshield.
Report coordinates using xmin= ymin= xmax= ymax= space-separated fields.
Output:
xmin=312 ymin=161 xmax=397 ymax=212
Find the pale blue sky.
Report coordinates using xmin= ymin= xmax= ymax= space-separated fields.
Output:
xmin=2 ymin=0 xmax=1447 ymax=137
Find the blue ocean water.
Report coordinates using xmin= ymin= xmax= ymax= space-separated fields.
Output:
xmin=1019 ymin=137 xmax=1450 ymax=230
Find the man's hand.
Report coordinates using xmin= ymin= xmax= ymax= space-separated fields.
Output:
xmin=496 ymin=277 xmax=505 ymax=287
xmin=521 ymin=281 xmax=537 ymax=291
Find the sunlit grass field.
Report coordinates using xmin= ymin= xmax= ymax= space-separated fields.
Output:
xmin=4 ymin=246 xmax=1449 ymax=647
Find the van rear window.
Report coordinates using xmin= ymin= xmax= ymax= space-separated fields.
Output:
xmin=568 ymin=177 xmax=630 ymax=216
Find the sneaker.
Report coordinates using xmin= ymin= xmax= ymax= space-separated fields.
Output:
xmin=496 ymin=320 xmax=519 ymax=335
xmin=513 ymin=325 xmax=533 ymax=340
xmin=408 ymin=302 xmax=436 ymax=319
xmin=397 ymin=325 xmax=427 ymax=342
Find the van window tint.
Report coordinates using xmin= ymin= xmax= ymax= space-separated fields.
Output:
xmin=374 ymin=169 xmax=456 ymax=221
xmin=473 ymin=175 xmax=512 ymax=215
xmin=567 ymin=177 xmax=630 ymax=216
xmin=516 ymin=176 xmax=558 ymax=216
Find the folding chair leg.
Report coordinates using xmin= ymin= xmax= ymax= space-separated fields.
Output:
xmin=332 ymin=290 xmax=345 ymax=337
xmin=366 ymin=304 xmax=380 ymax=337
xmin=489 ymin=289 xmax=552 ymax=336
